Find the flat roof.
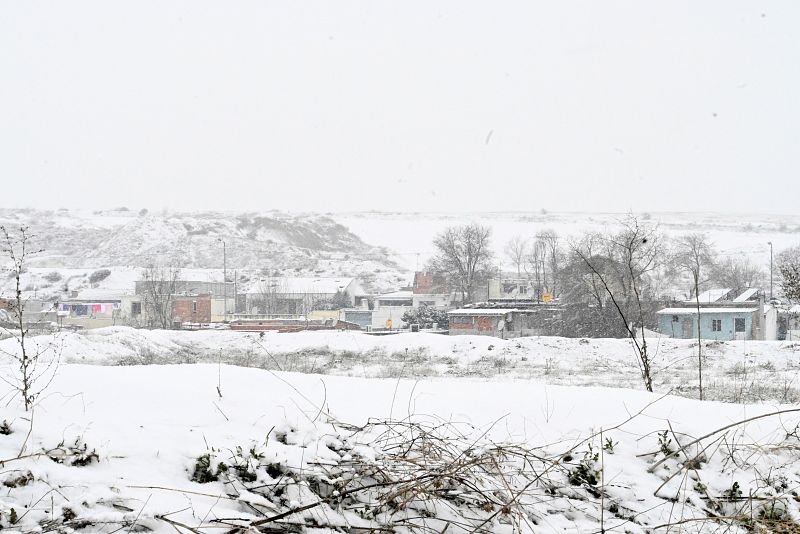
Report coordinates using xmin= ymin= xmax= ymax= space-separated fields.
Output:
xmin=657 ymin=307 xmax=758 ymax=315
xmin=378 ymin=290 xmax=413 ymax=299
xmin=449 ymin=308 xmax=517 ymax=316
xmin=245 ymin=277 xmax=354 ymax=295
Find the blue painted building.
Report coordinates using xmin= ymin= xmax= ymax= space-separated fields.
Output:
xmin=656 ymin=307 xmax=758 ymax=340
xmin=343 ymin=309 xmax=373 ymax=330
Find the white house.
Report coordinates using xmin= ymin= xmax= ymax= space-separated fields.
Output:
xmin=371 ymin=290 xmax=413 ymax=329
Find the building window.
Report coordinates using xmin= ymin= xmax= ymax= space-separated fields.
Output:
xmin=672 ymin=315 xmax=679 ymax=323
xmin=711 ymin=319 xmax=722 ymax=332
xmin=451 ymin=316 xmax=473 ymax=325
xmin=192 ymin=301 xmax=198 ymax=314
xmin=131 ymin=302 xmax=142 ymax=316
xmin=519 ymin=286 xmax=528 ymax=295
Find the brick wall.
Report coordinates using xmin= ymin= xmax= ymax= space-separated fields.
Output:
xmin=449 ymin=315 xmax=499 ymax=336
xmin=172 ymin=296 xmax=211 ymax=324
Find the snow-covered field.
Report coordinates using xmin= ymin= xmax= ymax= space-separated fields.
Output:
xmin=2 ymin=329 xmax=800 ymax=532
xmin=333 ymin=211 xmax=800 ymax=270
xmin=24 ymin=327 xmax=800 ymax=404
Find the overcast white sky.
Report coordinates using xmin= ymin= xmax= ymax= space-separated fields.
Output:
xmin=1 ymin=1 xmax=798 ymax=214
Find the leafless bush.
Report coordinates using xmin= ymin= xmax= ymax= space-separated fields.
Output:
xmin=187 ymin=418 xmax=571 ymax=533
xmin=0 ymin=226 xmax=61 ymax=411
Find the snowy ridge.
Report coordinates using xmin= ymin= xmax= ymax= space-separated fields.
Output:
xmin=0 ymin=209 xmax=406 ymax=294
xmin=0 ymin=209 xmax=383 ymax=268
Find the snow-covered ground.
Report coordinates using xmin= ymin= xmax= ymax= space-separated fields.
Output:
xmin=20 ymin=327 xmax=800 ymax=404
xmin=2 ymin=328 xmax=800 ymax=532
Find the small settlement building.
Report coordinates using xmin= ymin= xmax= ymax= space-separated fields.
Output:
xmin=342 ymin=309 xmax=374 ymax=330
xmin=448 ymin=307 xmax=548 ymax=338
xmin=58 ymin=289 xmax=141 ymax=329
xmin=411 ymin=272 xmax=452 ymax=308
xmin=0 ymin=297 xmax=58 ymax=328
xmin=657 ymin=307 xmax=760 ymax=340
xmin=244 ymin=277 xmax=365 ymax=316
xmin=656 ymin=288 xmax=776 ymax=341
xmin=487 ymin=276 xmax=534 ymax=302
xmin=371 ymin=290 xmax=413 ymax=330
xmin=135 ymin=279 xmax=237 ymax=319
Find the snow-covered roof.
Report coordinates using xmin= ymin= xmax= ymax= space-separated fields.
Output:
xmin=246 ymin=277 xmax=354 ymax=295
xmin=657 ymin=307 xmax=758 ymax=315
xmin=175 ymin=268 xmax=228 ymax=283
xmin=689 ymin=288 xmax=731 ymax=304
xmin=790 ymin=305 xmax=800 ymax=314
xmin=733 ymin=288 xmax=759 ymax=302
xmin=449 ymin=308 xmax=517 ymax=316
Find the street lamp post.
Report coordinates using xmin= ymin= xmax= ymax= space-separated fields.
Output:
xmin=768 ymin=241 xmax=773 ymax=300
xmin=218 ymin=238 xmax=227 ymax=320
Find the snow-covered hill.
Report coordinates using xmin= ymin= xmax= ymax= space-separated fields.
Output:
xmin=0 ymin=208 xmax=406 ymax=294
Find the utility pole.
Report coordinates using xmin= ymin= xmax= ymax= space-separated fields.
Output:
xmin=768 ymin=241 xmax=773 ymax=300
xmin=218 ymin=238 xmax=227 ymax=321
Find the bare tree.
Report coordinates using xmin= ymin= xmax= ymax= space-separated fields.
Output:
xmin=255 ymin=276 xmax=287 ymax=315
xmin=0 ymin=226 xmax=60 ymax=411
xmin=140 ymin=262 xmax=181 ymax=329
xmin=524 ymin=239 xmax=546 ymax=301
xmin=560 ymin=232 xmax=609 ymax=308
xmin=570 ymin=215 xmax=662 ymax=392
xmin=778 ymin=245 xmax=800 ymax=302
xmin=429 ymin=223 xmax=494 ymax=304
xmin=535 ymin=229 xmax=562 ymax=298
xmin=504 ymin=236 xmax=527 ymax=277
xmin=710 ymin=256 xmax=764 ymax=292
xmin=311 ymin=290 xmax=352 ymax=311
xmin=675 ymin=233 xmax=716 ymax=401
